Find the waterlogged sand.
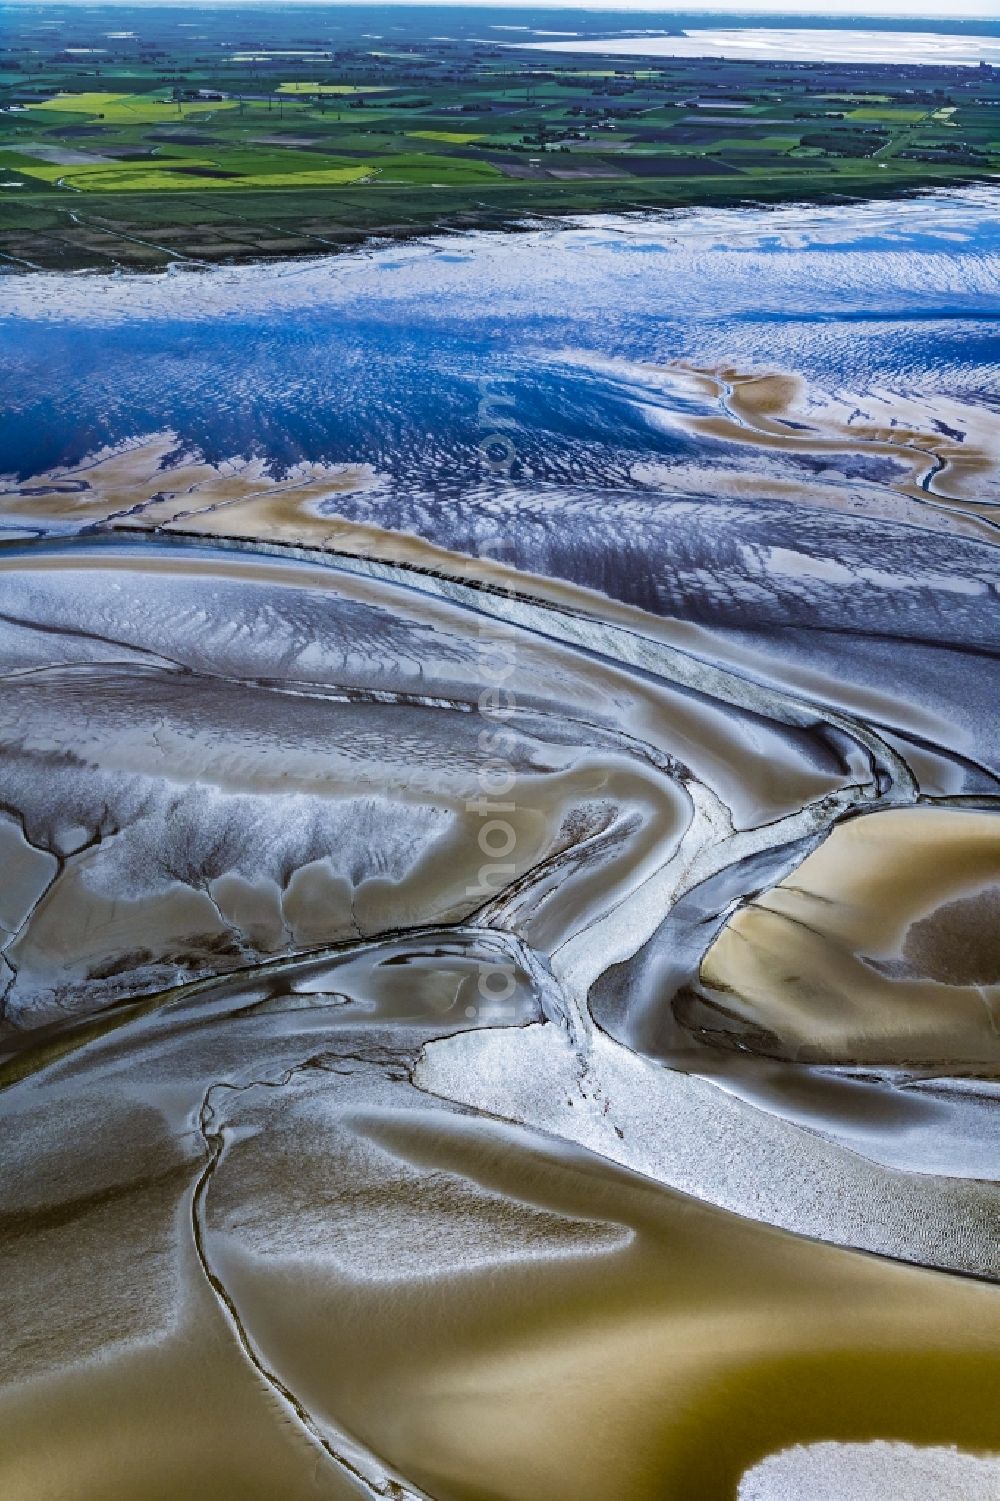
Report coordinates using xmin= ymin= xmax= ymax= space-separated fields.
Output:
xmin=0 ymin=522 xmax=997 ymax=1498
xmin=699 ymin=806 xmax=1000 ymax=1067
xmin=1 ymin=195 xmax=999 ymax=1499
xmin=6 ymin=351 xmax=999 ymax=553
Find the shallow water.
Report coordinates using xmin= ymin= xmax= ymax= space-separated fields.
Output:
xmin=1 ymin=189 xmax=998 ymax=1500
xmin=520 ymin=27 xmax=1000 ymax=67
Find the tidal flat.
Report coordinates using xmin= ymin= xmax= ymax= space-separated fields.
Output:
xmin=0 ymin=187 xmax=998 ymax=1500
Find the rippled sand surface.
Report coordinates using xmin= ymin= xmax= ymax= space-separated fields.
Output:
xmin=1 ymin=191 xmax=998 ymax=1499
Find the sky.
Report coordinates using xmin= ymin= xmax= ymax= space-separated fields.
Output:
xmin=10 ymin=0 xmax=998 ymax=16
xmin=584 ymin=1 xmax=1000 ymax=12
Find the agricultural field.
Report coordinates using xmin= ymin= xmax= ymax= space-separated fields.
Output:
xmin=1 ymin=3 xmax=998 ymax=269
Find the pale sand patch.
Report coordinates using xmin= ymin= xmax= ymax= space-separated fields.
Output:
xmin=0 ymin=432 xmax=375 ymax=526
xmin=663 ymin=361 xmax=1000 ymax=516
xmin=699 ymin=806 xmax=1000 ymax=1068
xmin=739 ymin=1441 xmax=1000 ymax=1501
xmin=415 ymin=1019 xmax=1000 ymax=1277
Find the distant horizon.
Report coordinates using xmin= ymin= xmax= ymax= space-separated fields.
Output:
xmin=4 ymin=0 xmax=999 ymax=19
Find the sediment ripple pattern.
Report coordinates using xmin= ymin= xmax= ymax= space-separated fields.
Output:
xmin=1 ymin=192 xmax=999 ymax=1501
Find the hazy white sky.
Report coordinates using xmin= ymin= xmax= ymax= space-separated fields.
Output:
xmin=470 ymin=0 xmax=999 ymax=11
xmin=13 ymin=0 xmax=1000 ymax=13
xmin=15 ymin=0 xmax=998 ymax=16
xmin=599 ymin=1 xmax=1000 ymax=11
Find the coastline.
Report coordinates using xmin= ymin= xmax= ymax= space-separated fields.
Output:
xmin=2 ymin=168 xmax=997 ymax=275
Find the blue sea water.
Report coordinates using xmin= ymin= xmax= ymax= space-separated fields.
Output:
xmin=1 ymin=188 xmax=997 ymax=489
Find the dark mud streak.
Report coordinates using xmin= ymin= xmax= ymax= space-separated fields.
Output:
xmin=0 ymin=1160 xmax=195 ymax=1243
xmin=191 ymin=1061 xmax=432 ymax=1501
xmin=0 ymin=607 xmax=183 ymax=672
xmin=0 ymin=810 xmax=120 ymax=1026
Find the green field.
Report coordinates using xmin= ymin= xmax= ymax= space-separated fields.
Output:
xmin=1 ymin=6 xmax=997 ymax=270
xmin=848 ymin=106 xmax=928 ymax=122
xmin=25 ymin=91 xmax=241 ymax=122
xmin=277 ymin=82 xmax=394 ymax=95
